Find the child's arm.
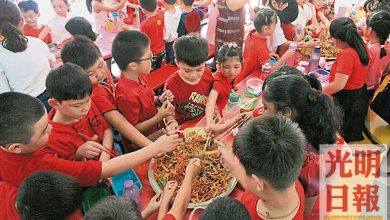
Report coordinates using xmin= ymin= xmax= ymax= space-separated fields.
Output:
xmin=225 ymin=0 xmax=247 ymax=12
xmin=211 ymin=112 xmax=251 ymax=134
xmin=317 ymin=11 xmax=331 ymax=27
xmin=205 ymin=89 xmax=219 ymax=131
xmin=135 ymin=101 xmax=174 ymax=133
xmin=157 ymin=181 xmax=178 ymax=220
xmin=38 ymin=26 xmax=51 ymax=42
xmin=93 ymin=0 xmax=127 ymax=12
xmin=193 ymin=0 xmax=212 ymax=7
xmin=100 ymin=134 xmax=180 ymax=179
xmin=142 ymin=192 xmax=162 ymax=219
xmin=104 ymin=110 xmax=153 ymax=147
xmin=99 ymin=128 xmax=114 ymax=162
xmin=127 ymin=2 xmax=140 ymax=9
xmin=167 ymin=158 xmax=202 ymax=220
xmin=270 ymin=49 xmax=296 ymax=72
xmin=322 ymin=73 xmax=349 ymax=95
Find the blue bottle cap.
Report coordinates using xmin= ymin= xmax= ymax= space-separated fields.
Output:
xmin=229 ymin=90 xmax=240 ymax=102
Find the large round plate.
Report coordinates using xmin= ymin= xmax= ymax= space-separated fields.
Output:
xmin=147 ymin=141 xmax=238 ymax=209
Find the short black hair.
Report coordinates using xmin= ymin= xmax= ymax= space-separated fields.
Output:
xmin=217 ymin=43 xmax=243 ymax=63
xmin=139 ymin=0 xmax=157 ymax=12
xmin=61 ymin=36 xmax=102 ymax=70
xmin=233 ymin=115 xmax=305 ymax=190
xmin=18 ymin=0 xmax=39 ymax=13
xmin=182 ymin=0 xmax=194 ymax=6
xmin=46 ymin=63 xmax=92 ymax=102
xmin=84 ymin=196 xmax=142 ymax=220
xmin=0 ymin=92 xmax=46 ymax=147
xmin=253 ymin=8 xmax=277 ymax=33
xmin=65 ymin=17 xmax=97 ymax=41
xmin=174 ymin=35 xmax=208 ymax=67
xmin=199 ymin=197 xmax=251 ymax=220
xmin=164 ymin=0 xmax=176 ymax=4
xmin=16 ymin=171 xmax=83 ymax=220
xmin=112 ymin=30 xmax=150 ymax=71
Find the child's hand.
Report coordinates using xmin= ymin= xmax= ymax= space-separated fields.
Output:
xmin=165 ymin=120 xmax=179 ymax=132
xmin=144 ymin=192 xmax=162 ymax=215
xmin=162 ymin=181 xmax=178 ymax=205
xmin=158 ymin=101 xmax=175 ymax=120
xmin=76 ymin=141 xmax=103 ymax=159
xmin=155 ymin=134 xmax=180 ymax=153
xmin=234 ymin=112 xmax=251 ymax=124
xmin=218 ymin=146 xmax=240 ymax=172
xmin=269 ymin=53 xmax=280 ymax=60
xmin=185 ymin=158 xmax=202 ymax=179
xmin=159 ymin=90 xmax=175 ymax=103
xmin=304 ymin=39 xmax=321 ymax=48
xmin=280 ymin=49 xmax=296 ymax=61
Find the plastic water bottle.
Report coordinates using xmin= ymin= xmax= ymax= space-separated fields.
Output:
xmin=285 ymin=43 xmax=297 ymax=66
xmin=261 ymin=62 xmax=272 ymax=80
xmin=227 ymin=90 xmax=241 ymax=116
xmin=307 ymin=46 xmax=321 ymax=73
xmin=295 ymin=24 xmax=302 ymax=35
xmin=122 ymin=180 xmax=141 ymax=207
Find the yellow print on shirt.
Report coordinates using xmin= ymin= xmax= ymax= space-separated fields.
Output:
xmin=189 ymin=92 xmax=207 ymax=106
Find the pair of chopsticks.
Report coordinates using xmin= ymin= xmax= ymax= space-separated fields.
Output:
xmin=76 ymin=131 xmax=117 ymax=158
xmin=203 ymin=118 xmax=217 ymax=152
xmin=216 ymin=113 xmax=255 ymax=142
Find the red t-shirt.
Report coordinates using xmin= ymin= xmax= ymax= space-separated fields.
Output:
xmin=140 ymin=12 xmax=165 ymax=55
xmin=329 ymin=47 xmax=369 ymax=90
xmin=213 ymin=72 xmax=236 ymax=114
xmin=162 ymin=214 xmax=176 ymax=220
xmin=237 ymin=29 xmax=270 ymax=83
xmin=281 ymin=22 xmax=296 ymax=41
xmin=240 ymin=181 xmax=306 ymax=220
xmin=165 ymin=68 xmax=214 ymax=124
xmin=92 ymin=82 xmax=116 ymax=115
xmin=48 ymin=102 xmax=110 ymax=160
xmin=23 ymin=24 xmax=52 ymax=44
xmin=115 ymin=75 xmax=160 ymax=136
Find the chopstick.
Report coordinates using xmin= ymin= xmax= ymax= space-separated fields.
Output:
xmin=203 ymin=117 xmax=217 ymax=152
xmin=76 ymin=131 xmax=117 ymax=158
xmin=216 ymin=113 xmax=253 ymax=142
xmin=194 ymin=116 xmax=206 ymax=128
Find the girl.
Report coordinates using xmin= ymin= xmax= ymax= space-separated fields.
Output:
xmin=205 ymin=43 xmax=249 ymax=133
xmin=0 ymin=0 xmax=52 ymax=111
xmin=309 ymin=0 xmax=330 ymax=27
xmin=65 ymin=16 xmax=97 ymax=41
xmin=364 ymin=10 xmax=390 ymax=94
xmin=39 ymin=0 xmax=72 ymax=43
xmin=262 ymin=72 xmax=342 ymax=218
xmin=88 ymin=0 xmax=127 ymax=32
xmin=323 ymin=17 xmax=370 ymax=142
xmin=356 ymin=0 xmax=376 ymax=30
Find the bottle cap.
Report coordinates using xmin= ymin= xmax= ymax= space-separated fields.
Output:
xmin=289 ymin=43 xmax=298 ymax=50
xmin=263 ymin=62 xmax=271 ymax=68
xmin=229 ymin=90 xmax=240 ymax=102
xmin=112 ymin=12 xmax=119 ymax=17
xmin=124 ymin=180 xmax=134 ymax=188
xmin=314 ymin=46 xmax=321 ymax=52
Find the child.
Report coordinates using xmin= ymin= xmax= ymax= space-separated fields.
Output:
xmin=87 ymin=0 xmax=127 ymax=32
xmin=309 ymin=0 xmax=330 ymax=27
xmin=16 ymin=171 xmax=83 ymax=220
xmin=113 ymin=30 xmax=174 ymax=146
xmin=163 ymin=0 xmax=182 ymax=64
xmin=177 ymin=0 xmax=204 ymax=37
xmin=199 ymin=197 xmax=251 ymax=220
xmin=39 ymin=0 xmax=72 ymax=43
xmin=235 ymin=8 xmax=296 ymax=83
xmin=221 ymin=115 xmax=306 ymax=220
xmin=65 ymin=17 xmax=97 ymax=41
xmin=323 ymin=17 xmax=370 ymax=142
xmin=0 ymin=92 xmax=179 ymax=219
xmin=46 ymin=63 xmax=113 ymax=161
xmin=18 ymin=0 xmax=52 ymax=44
xmin=140 ymin=0 xmax=165 ymax=70
xmin=164 ymin=35 xmax=213 ymax=131
xmin=356 ymin=0 xmax=376 ymax=30
xmin=291 ymin=0 xmax=312 ymax=41
xmin=61 ymin=36 xmax=153 ymax=149
xmin=158 ymin=158 xmax=202 ymax=220
xmin=364 ymin=10 xmax=390 ymax=93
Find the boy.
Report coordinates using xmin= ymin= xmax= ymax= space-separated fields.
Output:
xmin=199 ymin=197 xmax=251 ymax=220
xmin=139 ymin=0 xmax=165 ymax=70
xmin=177 ymin=0 xmax=204 ymax=37
xmin=16 ymin=171 xmax=83 ymax=220
xmin=18 ymin=0 xmax=52 ymax=44
xmin=0 ymin=92 xmax=179 ymax=219
xmin=163 ymin=0 xmax=182 ymax=64
xmin=164 ymin=35 xmax=213 ymax=131
xmin=61 ymin=36 xmax=153 ymax=150
xmin=46 ymin=63 xmax=113 ymax=161
xmin=113 ymin=30 xmax=174 ymax=149
xmin=221 ymin=115 xmax=306 ymax=220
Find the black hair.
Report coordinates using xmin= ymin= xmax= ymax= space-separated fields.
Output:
xmin=276 ymin=0 xmax=299 ymax=23
xmin=199 ymin=197 xmax=251 ymax=220
xmin=164 ymin=0 xmax=177 ymax=4
xmin=18 ymin=0 xmax=39 ymax=13
xmin=262 ymin=0 xmax=289 ymax=9
xmin=330 ymin=17 xmax=369 ymax=65
xmin=174 ymin=35 xmax=208 ymax=67
xmin=86 ymin=0 xmax=92 ymax=13
xmin=65 ymin=17 xmax=97 ymax=41
xmin=182 ymin=0 xmax=195 ymax=6
xmin=263 ymin=75 xmax=342 ymax=150
xmin=46 ymin=63 xmax=93 ymax=102
xmin=0 ymin=92 xmax=46 ymax=147
xmin=253 ymin=8 xmax=277 ymax=34
xmin=84 ymin=196 xmax=142 ymax=220
xmin=139 ymin=0 xmax=157 ymax=13
xmin=0 ymin=0 xmax=28 ymax=53
xmin=61 ymin=36 xmax=102 ymax=70
xmin=112 ymin=30 xmax=150 ymax=71
xmin=363 ymin=0 xmax=376 ymax=12
xmin=233 ymin=115 xmax=305 ymax=190
xmin=217 ymin=43 xmax=243 ymax=63
xmin=367 ymin=10 xmax=390 ymax=58
xmin=51 ymin=0 xmax=69 ymax=3
xmin=16 ymin=171 xmax=83 ymax=220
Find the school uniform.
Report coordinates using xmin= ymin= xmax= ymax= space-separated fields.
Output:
xmin=23 ymin=25 xmax=52 ymax=44
xmin=162 ymin=214 xmax=176 ymax=220
xmin=48 ymin=102 xmax=110 ymax=160
xmin=141 ymin=12 xmax=165 ymax=70
xmin=367 ymin=43 xmax=390 ymax=90
xmin=212 ymin=72 xmax=236 ymax=115
xmin=92 ymin=81 xmax=116 ymax=115
xmin=47 ymin=14 xmax=71 ymax=43
xmin=330 ymin=47 xmax=369 ymax=142
xmin=164 ymin=68 xmax=213 ymax=124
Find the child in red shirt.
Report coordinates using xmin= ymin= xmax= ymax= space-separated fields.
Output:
xmin=164 ymin=35 xmax=213 ymax=130
xmin=237 ymin=8 xmax=296 ymax=83
xmin=219 ymin=115 xmax=306 ymax=220
xmin=113 ymin=31 xmax=174 ymax=148
xmin=46 ymin=64 xmax=113 ymax=161
xmin=0 ymin=92 xmax=180 ymax=219
xmin=18 ymin=0 xmax=52 ymax=44
xmin=140 ymin=0 xmax=165 ymax=71
xmin=323 ymin=17 xmax=370 ymax=142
